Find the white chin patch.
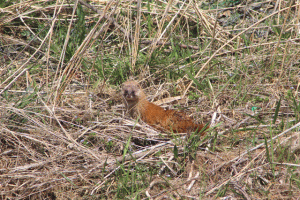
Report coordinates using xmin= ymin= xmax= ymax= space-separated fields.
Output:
xmin=136 ymin=90 xmax=140 ymax=96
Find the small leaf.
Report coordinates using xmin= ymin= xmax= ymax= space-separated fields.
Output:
xmin=263 ymin=133 xmax=271 ymax=163
xmin=123 ymin=136 xmax=131 ymax=161
xmin=273 ymin=97 xmax=281 ymax=124
xmin=173 ymin=145 xmax=178 ymax=159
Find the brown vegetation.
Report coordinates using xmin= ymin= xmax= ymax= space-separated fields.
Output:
xmin=1 ymin=0 xmax=300 ymax=199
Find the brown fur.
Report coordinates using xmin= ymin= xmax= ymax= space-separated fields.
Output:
xmin=121 ymin=81 xmax=208 ymax=135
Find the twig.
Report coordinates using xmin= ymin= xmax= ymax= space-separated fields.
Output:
xmin=182 ymin=4 xmax=299 ymax=97
xmin=237 ymin=121 xmax=300 ymax=159
xmin=160 ymin=156 xmax=176 ymax=176
xmin=273 ymin=162 xmax=300 ymax=167
xmin=186 ymin=172 xmax=199 ymax=192
xmin=90 ymin=140 xmax=174 ymax=195
xmin=230 ymin=181 xmax=251 ymax=200
xmin=78 ymin=0 xmax=130 ymax=40
xmin=140 ymin=40 xmax=200 ymax=50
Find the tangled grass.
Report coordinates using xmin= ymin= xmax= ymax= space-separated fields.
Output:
xmin=1 ymin=0 xmax=300 ymax=199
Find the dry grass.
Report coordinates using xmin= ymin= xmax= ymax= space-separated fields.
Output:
xmin=1 ymin=0 xmax=300 ymax=199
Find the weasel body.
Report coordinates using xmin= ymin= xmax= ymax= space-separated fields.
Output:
xmin=122 ymin=81 xmax=207 ymax=135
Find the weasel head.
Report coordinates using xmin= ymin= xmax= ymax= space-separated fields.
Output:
xmin=121 ymin=81 xmax=144 ymax=103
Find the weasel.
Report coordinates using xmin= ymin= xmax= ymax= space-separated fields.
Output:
xmin=121 ymin=81 xmax=208 ymax=135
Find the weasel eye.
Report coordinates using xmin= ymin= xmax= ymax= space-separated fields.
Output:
xmin=131 ymin=91 xmax=135 ymax=97
xmin=124 ymin=90 xmax=128 ymax=95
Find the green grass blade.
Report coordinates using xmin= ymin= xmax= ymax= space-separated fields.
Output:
xmin=273 ymin=96 xmax=281 ymax=124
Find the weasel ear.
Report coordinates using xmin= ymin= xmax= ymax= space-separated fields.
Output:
xmin=128 ymin=76 xmax=135 ymax=81
xmin=121 ymin=81 xmax=130 ymax=88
